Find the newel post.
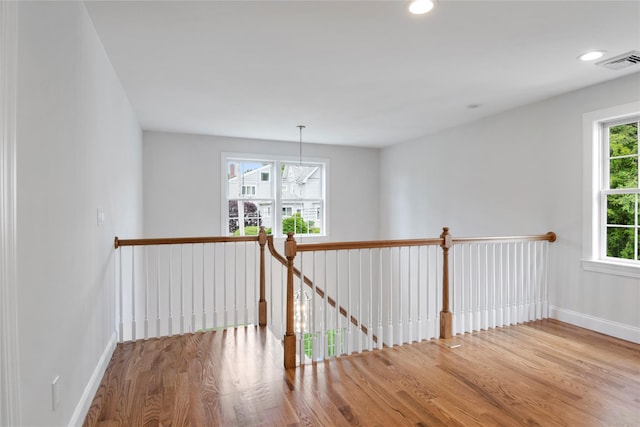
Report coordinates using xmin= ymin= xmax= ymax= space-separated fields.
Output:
xmin=440 ymin=227 xmax=453 ymax=339
xmin=258 ymin=227 xmax=267 ymax=327
xmin=284 ymin=232 xmax=297 ymax=369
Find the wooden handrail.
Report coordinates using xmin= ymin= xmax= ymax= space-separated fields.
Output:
xmin=114 ymin=235 xmax=259 ymax=248
xmin=452 ymin=231 xmax=557 ymax=244
xmin=296 ymin=237 xmax=443 ymax=252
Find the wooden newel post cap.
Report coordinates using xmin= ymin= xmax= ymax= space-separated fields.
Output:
xmin=440 ymin=227 xmax=452 ymax=249
xmin=258 ymin=226 xmax=267 ymax=245
xmin=285 ymin=232 xmax=297 ymax=258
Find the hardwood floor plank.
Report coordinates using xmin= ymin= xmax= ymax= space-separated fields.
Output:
xmin=83 ymin=321 xmax=640 ymax=426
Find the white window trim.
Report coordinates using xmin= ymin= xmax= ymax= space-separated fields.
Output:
xmin=582 ymin=101 xmax=640 ymax=279
xmin=222 ymin=152 xmax=329 ymax=238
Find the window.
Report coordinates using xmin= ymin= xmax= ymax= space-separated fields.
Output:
xmin=583 ymin=102 xmax=640 ymax=278
xmin=241 ymin=185 xmax=256 ymax=196
xmin=224 ymin=155 xmax=326 ymax=236
xmin=602 ymin=120 xmax=639 ymax=262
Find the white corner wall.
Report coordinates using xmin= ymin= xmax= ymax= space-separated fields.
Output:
xmin=380 ymin=73 xmax=640 ymax=342
xmin=16 ymin=2 xmax=143 ymax=425
xmin=143 ymin=131 xmax=380 ymax=242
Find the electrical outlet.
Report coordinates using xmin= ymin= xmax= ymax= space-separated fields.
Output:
xmin=51 ymin=376 xmax=60 ymax=411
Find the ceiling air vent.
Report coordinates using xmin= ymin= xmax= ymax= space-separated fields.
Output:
xmin=596 ymin=50 xmax=640 ymax=70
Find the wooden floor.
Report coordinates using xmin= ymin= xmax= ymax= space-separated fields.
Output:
xmin=84 ymin=319 xmax=640 ymax=426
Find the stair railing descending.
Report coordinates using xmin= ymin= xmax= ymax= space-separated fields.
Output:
xmin=281 ymin=228 xmax=556 ymax=368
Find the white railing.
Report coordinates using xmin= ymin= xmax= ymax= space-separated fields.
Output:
xmin=114 ymin=236 xmax=263 ymax=342
xmin=281 ymin=229 xmax=556 ymax=367
xmin=113 ymin=228 xmax=556 ymax=370
xmin=451 ymin=238 xmax=551 ymax=335
xmin=280 ymin=245 xmax=443 ymax=365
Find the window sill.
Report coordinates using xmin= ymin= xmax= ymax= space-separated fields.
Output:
xmin=581 ymin=259 xmax=640 ymax=279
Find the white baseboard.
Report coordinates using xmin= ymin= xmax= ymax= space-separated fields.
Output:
xmin=68 ymin=332 xmax=117 ymax=427
xmin=549 ymin=306 xmax=640 ymax=344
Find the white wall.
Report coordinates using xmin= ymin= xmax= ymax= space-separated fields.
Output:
xmin=143 ymin=131 xmax=380 ymax=242
xmin=16 ymin=2 xmax=143 ymax=425
xmin=380 ymin=73 xmax=640 ymax=341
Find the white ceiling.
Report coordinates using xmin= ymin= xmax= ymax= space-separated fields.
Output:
xmin=84 ymin=1 xmax=640 ymax=147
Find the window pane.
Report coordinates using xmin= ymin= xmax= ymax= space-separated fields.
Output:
xmin=610 ymin=122 xmax=638 ymax=156
xmin=609 ymin=156 xmax=638 ymax=189
xmin=281 ymin=163 xmax=323 ymax=200
xmin=281 ymin=202 xmax=322 ymax=235
xmin=606 ymin=227 xmax=634 ymax=260
xmin=607 ymin=194 xmax=635 ymax=225
xmin=228 ymin=200 xmax=273 ymax=235
xmin=227 ymin=161 xmax=273 ymax=199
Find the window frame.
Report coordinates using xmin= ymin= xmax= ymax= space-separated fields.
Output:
xmin=222 ymin=153 xmax=328 ymax=238
xmin=582 ymin=102 xmax=640 ymax=278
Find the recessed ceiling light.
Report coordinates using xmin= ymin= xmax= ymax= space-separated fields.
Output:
xmin=409 ymin=0 xmax=435 ymax=15
xmin=578 ymin=51 xmax=605 ymax=61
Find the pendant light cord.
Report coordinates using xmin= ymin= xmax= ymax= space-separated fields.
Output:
xmin=297 ymin=125 xmax=305 ymax=166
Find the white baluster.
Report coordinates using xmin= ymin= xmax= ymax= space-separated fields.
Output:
xmin=180 ymin=245 xmax=184 ymax=334
xmin=484 ymin=243 xmax=489 ymax=330
xmin=378 ymin=249 xmax=383 ymax=350
xmin=144 ymin=247 xmax=149 ymax=339
xmin=298 ymin=252 xmax=304 ymax=364
xmin=254 ymin=241 xmax=258 ymax=325
xmin=131 ymin=247 xmax=136 ymax=341
xmin=368 ymin=249 xmax=373 ymax=351
xmin=234 ymin=242 xmax=238 ymax=327
xmin=224 ymin=242 xmax=228 ymax=329
xmin=398 ymin=247 xmax=403 ymax=346
xmin=427 ymin=246 xmax=433 ymax=337
xmin=498 ymin=243 xmax=503 ymax=327
xmin=346 ymin=250 xmax=352 ymax=355
xmin=312 ymin=251 xmax=317 ymax=361
xmin=416 ymin=246 xmax=422 ymax=342
xmin=212 ymin=243 xmax=217 ymax=329
xmin=118 ymin=248 xmax=123 ymax=342
xmin=357 ymin=249 xmax=362 ymax=353
xmin=202 ymin=243 xmax=206 ymax=331
xmin=543 ymin=241 xmax=549 ymax=318
xmin=388 ymin=247 xmax=393 ymax=346
xmin=244 ymin=242 xmax=248 ymax=326
xmin=335 ymin=250 xmax=340 ymax=356
xmin=168 ymin=245 xmax=173 ymax=335
xmin=324 ymin=251 xmax=329 ymax=360
xmin=156 ymin=247 xmax=160 ymax=337
xmin=191 ymin=244 xmax=195 ymax=333
xmin=408 ymin=247 xmax=412 ymax=344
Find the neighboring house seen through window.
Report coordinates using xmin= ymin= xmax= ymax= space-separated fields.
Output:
xmin=225 ymin=156 xmax=326 ymax=237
